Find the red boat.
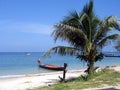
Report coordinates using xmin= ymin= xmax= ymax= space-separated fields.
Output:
xmin=38 ymin=59 xmax=64 ymax=71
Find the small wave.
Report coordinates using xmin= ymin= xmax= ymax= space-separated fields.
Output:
xmin=0 ymin=74 xmax=25 ymax=79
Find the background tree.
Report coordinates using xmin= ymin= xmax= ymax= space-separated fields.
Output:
xmin=43 ymin=0 xmax=120 ymax=74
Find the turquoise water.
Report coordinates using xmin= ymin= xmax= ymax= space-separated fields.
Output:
xmin=0 ymin=52 xmax=120 ymax=77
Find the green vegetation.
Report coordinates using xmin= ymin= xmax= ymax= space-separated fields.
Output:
xmin=43 ymin=0 xmax=120 ymax=75
xmin=24 ymin=81 xmax=32 ymax=83
xmin=28 ymin=69 xmax=120 ymax=90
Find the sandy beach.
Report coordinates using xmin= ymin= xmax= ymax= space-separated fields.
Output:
xmin=0 ymin=70 xmax=85 ymax=90
xmin=0 ymin=66 xmax=120 ymax=90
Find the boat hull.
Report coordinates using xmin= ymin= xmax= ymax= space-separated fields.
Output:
xmin=105 ymin=56 xmax=120 ymax=57
xmin=39 ymin=64 xmax=64 ymax=71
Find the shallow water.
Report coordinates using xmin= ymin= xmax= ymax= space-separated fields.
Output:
xmin=0 ymin=52 xmax=120 ymax=78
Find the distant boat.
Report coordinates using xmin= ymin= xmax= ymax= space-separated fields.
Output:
xmin=104 ymin=54 xmax=120 ymax=57
xmin=38 ymin=60 xmax=64 ymax=71
xmin=26 ymin=53 xmax=31 ymax=56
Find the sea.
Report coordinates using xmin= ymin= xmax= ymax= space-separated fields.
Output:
xmin=0 ymin=52 xmax=120 ymax=78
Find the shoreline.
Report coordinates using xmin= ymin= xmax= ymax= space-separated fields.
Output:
xmin=0 ymin=70 xmax=86 ymax=90
xmin=0 ymin=64 xmax=119 ymax=79
xmin=0 ymin=65 xmax=120 ymax=90
xmin=0 ymin=69 xmax=86 ymax=79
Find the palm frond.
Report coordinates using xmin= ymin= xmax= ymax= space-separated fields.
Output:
xmin=93 ymin=16 xmax=120 ymax=44
xmin=62 ymin=11 xmax=88 ymax=35
xmin=81 ymin=0 xmax=101 ymax=42
xmin=62 ymin=11 xmax=81 ymax=28
xmin=82 ymin=0 xmax=93 ymax=18
xmin=97 ymin=34 xmax=119 ymax=48
xmin=52 ymin=24 xmax=88 ymax=48
xmin=43 ymin=46 xmax=79 ymax=58
xmin=82 ymin=13 xmax=92 ymax=41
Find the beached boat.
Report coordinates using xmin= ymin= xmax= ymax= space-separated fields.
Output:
xmin=38 ymin=60 xmax=64 ymax=71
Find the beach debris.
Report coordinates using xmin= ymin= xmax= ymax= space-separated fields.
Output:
xmin=111 ymin=65 xmax=117 ymax=67
xmin=105 ymin=66 xmax=110 ymax=68
xmin=95 ymin=67 xmax=102 ymax=72
xmin=48 ymin=84 xmax=51 ymax=87
xmin=105 ymin=65 xmax=120 ymax=72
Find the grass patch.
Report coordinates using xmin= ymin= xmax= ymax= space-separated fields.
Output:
xmin=28 ymin=69 xmax=120 ymax=90
xmin=24 ymin=81 xmax=32 ymax=83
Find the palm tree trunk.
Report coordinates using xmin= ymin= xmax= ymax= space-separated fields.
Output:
xmin=88 ymin=60 xmax=94 ymax=75
xmin=87 ymin=50 xmax=95 ymax=75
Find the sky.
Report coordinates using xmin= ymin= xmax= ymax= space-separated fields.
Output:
xmin=0 ymin=0 xmax=120 ymax=52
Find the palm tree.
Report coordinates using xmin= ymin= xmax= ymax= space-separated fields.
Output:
xmin=43 ymin=0 xmax=120 ymax=74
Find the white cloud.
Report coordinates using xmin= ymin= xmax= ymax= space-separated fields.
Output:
xmin=0 ymin=20 xmax=53 ymax=35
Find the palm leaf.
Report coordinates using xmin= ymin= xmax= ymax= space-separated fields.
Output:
xmin=93 ymin=16 xmax=120 ymax=44
xmin=62 ymin=10 xmax=81 ymax=28
xmin=53 ymin=24 xmax=88 ymax=48
xmin=62 ymin=11 xmax=89 ymax=35
xmin=98 ymin=34 xmax=119 ymax=48
xmin=82 ymin=0 xmax=93 ymax=18
xmin=43 ymin=46 xmax=79 ymax=57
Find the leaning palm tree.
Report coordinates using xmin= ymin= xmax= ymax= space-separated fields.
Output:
xmin=43 ymin=0 xmax=120 ymax=74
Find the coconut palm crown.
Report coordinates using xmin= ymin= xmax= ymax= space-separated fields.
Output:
xmin=43 ymin=0 xmax=120 ymax=74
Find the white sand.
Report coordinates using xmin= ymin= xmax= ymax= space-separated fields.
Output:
xmin=0 ymin=65 xmax=120 ymax=90
xmin=109 ymin=65 xmax=120 ymax=72
xmin=0 ymin=70 xmax=85 ymax=90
